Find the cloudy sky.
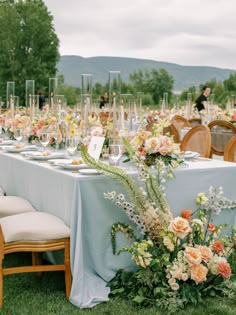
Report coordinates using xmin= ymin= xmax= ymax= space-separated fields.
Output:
xmin=44 ymin=0 xmax=236 ymax=70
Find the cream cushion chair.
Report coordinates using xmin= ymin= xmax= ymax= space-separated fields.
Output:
xmin=0 ymin=212 xmax=72 ymax=307
xmin=0 ymin=196 xmax=36 ymax=218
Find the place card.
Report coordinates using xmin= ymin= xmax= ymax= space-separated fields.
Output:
xmin=87 ymin=136 xmax=105 ymax=161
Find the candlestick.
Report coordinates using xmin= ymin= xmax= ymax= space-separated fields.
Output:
xmin=120 ymin=105 xmax=125 ymax=130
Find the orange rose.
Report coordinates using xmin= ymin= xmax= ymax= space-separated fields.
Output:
xmin=218 ymin=261 xmax=231 ymax=279
xmin=213 ymin=241 xmax=224 ymax=254
xmin=191 ymin=264 xmax=208 ymax=284
xmin=181 ymin=209 xmax=192 ymax=222
xmin=184 ymin=247 xmax=202 ymax=265
xmin=169 ymin=217 xmax=191 ymax=239
xmin=207 ymin=223 xmax=215 ymax=233
xmin=199 ymin=246 xmax=213 ymax=262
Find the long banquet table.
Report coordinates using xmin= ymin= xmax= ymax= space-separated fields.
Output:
xmin=0 ymin=150 xmax=236 ymax=308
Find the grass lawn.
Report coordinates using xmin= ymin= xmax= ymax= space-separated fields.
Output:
xmin=0 ymin=253 xmax=235 ymax=315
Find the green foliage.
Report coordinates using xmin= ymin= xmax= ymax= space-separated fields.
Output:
xmin=129 ymin=68 xmax=174 ymax=104
xmin=0 ymin=0 xmax=59 ymax=105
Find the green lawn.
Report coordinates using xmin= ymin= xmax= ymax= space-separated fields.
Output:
xmin=0 ymin=253 xmax=235 ymax=315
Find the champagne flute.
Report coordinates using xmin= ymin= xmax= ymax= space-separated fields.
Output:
xmin=109 ymin=141 xmax=122 ymax=166
xmin=65 ymin=137 xmax=78 ymax=156
xmin=39 ymin=131 xmax=50 ymax=151
xmin=14 ymin=128 xmax=23 ymax=144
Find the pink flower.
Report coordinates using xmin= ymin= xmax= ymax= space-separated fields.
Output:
xmin=160 ymin=135 xmax=172 ymax=147
xmin=158 ymin=145 xmax=169 ymax=156
xmin=191 ymin=264 xmax=208 ymax=284
xmin=218 ymin=261 xmax=231 ymax=279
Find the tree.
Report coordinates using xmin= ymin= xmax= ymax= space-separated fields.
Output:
xmin=0 ymin=0 xmax=59 ymax=106
xmin=129 ymin=68 xmax=174 ymax=105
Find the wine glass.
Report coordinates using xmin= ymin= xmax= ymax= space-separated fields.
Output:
xmin=39 ymin=131 xmax=50 ymax=151
xmin=109 ymin=141 xmax=123 ymax=166
xmin=65 ymin=137 xmax=78 ymax=156
xmin=14 ymin=128 xmax=23 ymax=144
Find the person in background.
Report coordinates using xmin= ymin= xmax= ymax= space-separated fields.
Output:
xmin=38 ymin=91 xmax=45 ymax=110
xmin=194 ymin=86 xmax=211 ymax=112
xmin=104 ymin=92 xmax=109 ymax=104
xmin=99 ymin=96 xmax=106 ymax=109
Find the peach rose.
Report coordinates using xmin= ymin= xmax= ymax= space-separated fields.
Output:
xmin=181 ymin=209 xmax=192 ymax=222
xmin=191 ymin=264 xmax=208 ymax=284
xmin=199 ymin=246 xmax=213 ymax=262
xmin=169 ymin=217 xmax=191 ymax=239
xmin=212 ymin=241 xmax=224 ymax=254
xmin=184 ymin=247 xmax=202 ymax=265
xmin=218 ymin=261 xmax=231 ymax=279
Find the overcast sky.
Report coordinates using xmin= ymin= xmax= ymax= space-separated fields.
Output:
xmin=43 ymin=0 xmax=236 ymax=70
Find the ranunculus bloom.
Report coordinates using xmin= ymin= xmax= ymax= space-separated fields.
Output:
xmin=181 ymin=209 xmax=192 ymax=222
xmin=213 ymin=240 xmax=224 ymax=253
xmin=218 ymin=261 xmax=231 ymax=279
xmin=199 ymin=246 xmax=213 ymax=262
xmin=207 ymin=223 xmax=215 ymax=233
xmin=191 ymin=264 xmax=208 ymax=284
xmin=184 ymin=247 xmax=202 ymax=265
xmin=169 ymin=217 xmax=191 ymax=239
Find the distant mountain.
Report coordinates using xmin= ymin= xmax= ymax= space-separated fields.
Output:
xmin=57 ymin=55 xmax=236 ymax=92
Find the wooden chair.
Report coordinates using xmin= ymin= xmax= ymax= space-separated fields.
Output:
xmin=224 ymin=134 xmax=236 ymax=162
xmin=171 ymin=115 xmax=191 ymax=142
xmin=0 ymin=212 xmax=71 ymax=307
xmin=163 ymin=124 xmax=180 ymax=143
xmin=208 ymin=120 xmax=236 ymax=156
xmin=98 ymin=111 xmax=109 ymax=126
xmin=188 ymin=118 xmax=202 ymax=126
xmin=0 ymin=196 xmax=36 ymax=218
xmin=180 ymin=125 xmax=211 ymax=158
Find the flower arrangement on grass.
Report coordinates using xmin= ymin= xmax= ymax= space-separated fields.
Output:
xmin=80 ymin=131 xmax=236 ymax=313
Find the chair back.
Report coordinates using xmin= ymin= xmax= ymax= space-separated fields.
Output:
xmin=180 ymin=125 xmax=211 ymax=158
xmin=224 ymin=134 xmax=236 ymax=162
xmin=188 ymin=118 xmax=202 ymax=126
xmin=171 ymin=115 xmax=191 ymax=141
xmin=208 ymin=120 xmax=236 ymax=156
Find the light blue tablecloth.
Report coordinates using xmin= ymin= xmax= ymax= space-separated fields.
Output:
xmin=0 ymin=151 xmax=236 ymax=308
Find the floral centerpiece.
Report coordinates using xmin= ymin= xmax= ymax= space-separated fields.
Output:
xmin=80 ymin=121 xmax=236 ymax=313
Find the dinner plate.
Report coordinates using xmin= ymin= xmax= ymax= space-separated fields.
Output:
xmin=184 ymin=151 xmax=200 ymax=159
xmin=48 ymin=158 xmax=72 ymax=165
xmin=56 ymin=162 xmax=90 ymax=170
xmin=79 ymin=168 xmax=102 ymax=175
xmin=0 ymin=140 xmax=14 ymax=146
xmin=5 ymin=145 xmax=38 ymax=153
xmin=26 ymin=152 xmax=66 ymax=160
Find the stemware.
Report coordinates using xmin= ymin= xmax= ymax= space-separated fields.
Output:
xmin=39 ymin=131 xmax=50 ymax=151
xmin=108 ymin=141 xmax=123 ymax=166
xmin=14 ymin=128 xmax=23 ymax=144
xmin=65 ymin=137 xmax=78 ymax=156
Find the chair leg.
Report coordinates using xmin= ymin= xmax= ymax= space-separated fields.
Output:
xmin=64 ymin=241 xmax=72 ymax=299
xmin=0 ymin=260 xmax=3 ymax=308
xmin=32 ymin=252 xmax=43 ymax=277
